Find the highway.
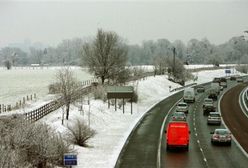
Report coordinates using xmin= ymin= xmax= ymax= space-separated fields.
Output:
xmin=115 ymin=79 xmax=248 ymax=168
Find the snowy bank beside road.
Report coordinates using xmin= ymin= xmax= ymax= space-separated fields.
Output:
xmin=39 ymin=69 xmax=242 ymax=167
xmin=40 ymin=75 xmax=181 ymax=168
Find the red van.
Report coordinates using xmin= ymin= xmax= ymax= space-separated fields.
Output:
xmin=165 ymin=121 xmax=190 ymax=151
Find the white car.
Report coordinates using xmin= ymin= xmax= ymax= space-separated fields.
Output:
xmin=176 ymin=102 xmax=189 ymax=114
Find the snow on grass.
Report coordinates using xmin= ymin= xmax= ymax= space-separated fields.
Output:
xmin=187 ymin=68 xmax=246 ymax=85
xmin=0 ymin=66 xmax=93 ymax=105
xmin=40 ymin=75 xmax=181 ymax=168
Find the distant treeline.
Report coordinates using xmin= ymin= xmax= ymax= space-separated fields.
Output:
xmin=0 ymin=36 xmax=248 ymax=67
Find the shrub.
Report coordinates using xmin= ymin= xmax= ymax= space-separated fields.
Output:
xmin=67 ymin=119 xmax=96 ymax=147
xmin=4 ymin=60 xmax=12 ymax=70
xmin=131 ymin=91 xmax=138 ymax=103
xmin=93 ymin=85 xmax=107 ymax=101
xmin=0 ymin=116 xmax=74 ymax=168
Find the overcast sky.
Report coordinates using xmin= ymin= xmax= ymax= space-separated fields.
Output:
xmin=0 ymin=0 xmax=248 ymax=48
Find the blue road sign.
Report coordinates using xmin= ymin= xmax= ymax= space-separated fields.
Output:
xmin=64 ymin=154 xmax=77 ymax=166
xmin=225 ymin=69 xmax=231 ymax=74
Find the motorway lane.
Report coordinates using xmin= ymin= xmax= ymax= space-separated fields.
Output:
xmin=161 ymin=81 xmax=248 ymax=168
xmin=115 ymin=91 xmax=183 ymax=168
xmin=161 ymin=91 xmax=206 ymax=168
xmin=116 ymin=79 xmax=248 ymax=168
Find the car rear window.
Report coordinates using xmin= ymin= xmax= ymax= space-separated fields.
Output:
xmin=210 ymin=114 xmax=220 ymax=117
xmin=205 ymin=99 xmax=213 ymax=103
xmin=178 ymin=103 xmax=187 ymax=107
xmin=216 ymin=130 xmax=229 ymax=135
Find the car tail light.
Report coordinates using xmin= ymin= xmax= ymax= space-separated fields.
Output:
xmin=213 ymin=135 xmax=219 ymax=139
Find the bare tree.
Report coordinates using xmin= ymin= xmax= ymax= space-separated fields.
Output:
xmin=81 ymin=28 xmax=128 ymax=84
xmin=56 ymin=67 xmax=81 ymax=120
xmin=166 ymin=57 xmax=193 ymax=85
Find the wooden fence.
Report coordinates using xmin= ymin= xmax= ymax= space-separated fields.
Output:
xmin=5 ymin=66 xmax=226 ymax=122
xmin=24 ymin=79 xmax=95 ymax=122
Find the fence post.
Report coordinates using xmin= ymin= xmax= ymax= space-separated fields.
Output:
xmin=31 ymin=94 xmax=33 ymax=100
xmin=23 ymin=97 xmax=25 ymax=105
xmin=27 ymin=95 xmax=29 ymax=101
xmin=0 ymin=104 xmax=1 ymax=113
xmin=7 ymin=105 xmax=11 ymax=111
xmin=34 ymin=93 xmax=36 ymax=99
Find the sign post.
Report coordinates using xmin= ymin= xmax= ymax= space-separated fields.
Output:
xmin=64 ymin=153 xmax=77 ymax=167
xmin=225 ymin=69 xmax=231 ymax=76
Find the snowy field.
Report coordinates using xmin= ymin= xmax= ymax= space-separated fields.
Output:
xmin=37 ymin=68 xmax=245 ymax=168
xmin=0 ymin=66 xmax=93 ymax=105
xmin=0 ymin=64 xmax=238 ymax=106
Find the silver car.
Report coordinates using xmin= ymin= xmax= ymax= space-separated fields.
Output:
xmin=171 ymin=112 xmax=187 ymax=121
xmin=176 ymin=102 xmax=189 ymax=114
xmin=207 ymin=112 xmax=221 ymax=125
xmin=211 ymin=129 xmax=232 ymax=145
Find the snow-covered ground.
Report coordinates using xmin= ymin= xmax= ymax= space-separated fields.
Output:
xmin=0 ymin=66 xmax=93 ymax=105
xmin=0 ymin=66 xmax=245 ymax=167
xmin=184 ymin=64 xmax=236 ymax=69
xmin=37 ymin=69 xmax=245 ymax=168
xmin=0 ymin=64 xmax=239 ymax=107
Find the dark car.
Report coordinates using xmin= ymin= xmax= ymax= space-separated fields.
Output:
xmin=219 ymin=78 xmax=227 ymax=88
xmin=230 ymin=76 xmax=236 ymax=81
xmin=211 ymin=129 xmax=232 ymax=145
xmin=196 ymin=86 xmax=205 ymax=93
xmin=203 ymin=98 xmax=215 ymax=115
xmin=237 ymin=77 xmax=244 ymax=83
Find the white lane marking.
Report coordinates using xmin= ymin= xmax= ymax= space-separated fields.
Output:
xmin=195 ymin=133 xmax=197 ymax=136
xmin=204 ymin=158 xmax=207 ymax=162
xmin=197 ymin=140 xmax=200 ymax=144
xmin=200 ymin=148 xmax=203 ymax=152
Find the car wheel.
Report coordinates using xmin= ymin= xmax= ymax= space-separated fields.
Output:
xmin=185 ymin=145 xmax=189 ymax=151
xmin=166 ymin=144 xmax=170 ymax=151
